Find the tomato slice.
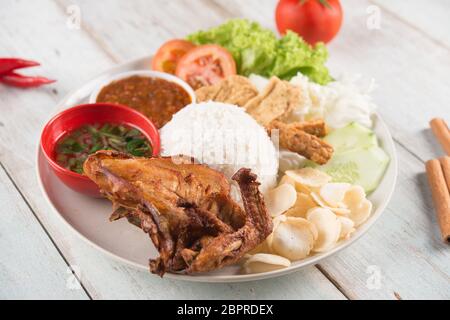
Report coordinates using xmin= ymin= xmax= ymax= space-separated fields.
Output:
xmin=175 ymin=45 xmax=236 ymax=89
xmin=152 ymin=39 xmax=196 ymax=74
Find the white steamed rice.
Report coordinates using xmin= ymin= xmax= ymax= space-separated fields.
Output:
xmin=160 ymin=102 xmax=278 ymax=200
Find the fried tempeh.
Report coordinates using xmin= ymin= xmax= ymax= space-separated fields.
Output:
xmin=279 ymin=119 xmax=328 ymax=137
xmin=268 ymin=120 xmax=334 ymax=165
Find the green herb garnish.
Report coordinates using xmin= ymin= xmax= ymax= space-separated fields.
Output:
xmin=55 ymin=123 xmax=153 ymax=174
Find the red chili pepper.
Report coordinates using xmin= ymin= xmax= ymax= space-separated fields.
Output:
xmin=0 ymin=57 xmax=55 ymax=88
xmin=0 ymin=58 xmax=40 ymax=75
xmin=0 ymin=72 xmax=55 ymax=88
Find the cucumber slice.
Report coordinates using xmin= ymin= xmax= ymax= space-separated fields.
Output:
xmin=325 ymin=122 xmax=378 ymax=154
xmin=317 ymin=145 xmax=390 ymax=193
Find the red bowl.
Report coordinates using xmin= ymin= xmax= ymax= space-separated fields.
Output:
xmin=40 ymin=103 xmax=160 ymax=197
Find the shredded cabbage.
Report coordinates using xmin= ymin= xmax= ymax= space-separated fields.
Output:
xmin=249 ymin=73 xmax=377 ymax=129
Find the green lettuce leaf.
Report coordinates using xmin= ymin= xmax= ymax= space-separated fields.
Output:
xmin=271 ymin=31 xmax=331 ymax=84
xmin=187 ymin=19 xmax=332 ymax=84
xmin=187 ymin=19 xmax=277 ymax=76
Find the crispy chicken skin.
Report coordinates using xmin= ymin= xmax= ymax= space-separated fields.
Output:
xmin=83 ymin=151 xmax=272 ymax=276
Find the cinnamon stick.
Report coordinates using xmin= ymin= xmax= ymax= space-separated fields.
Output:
xmin=439 ymin=157 xmax=450 ymax=195
xmin=430 ymin=118 xmax=450 ymax=156
xmin=425 ymin=159 xmax=450 ymax=243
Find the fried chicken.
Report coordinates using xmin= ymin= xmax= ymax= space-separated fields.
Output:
xmin=83 ymin=151 xmax=272 ymax=276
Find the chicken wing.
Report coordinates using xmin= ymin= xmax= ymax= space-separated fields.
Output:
xmin=83 ymin=151 xmax=272 ymax=276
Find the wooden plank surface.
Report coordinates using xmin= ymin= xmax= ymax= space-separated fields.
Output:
xmin=53 ymin=0 xmax=449 ymax=299
xmin=0 ymin=0 xmax=345 ymax=300
xmin=216 ymin=0 xmax=450 ymax=299
xmin=0 ymin=165 xmax=88 ymax=300
xmin=213 ymin=0 xmax=450 ymax=162
xmin=0 ymin=0 xmax=449 ymax=299
xmin=373 ymin=0 xmax=450 ymax=49
xmin=319 ymin=146 xmax=450 ymax=299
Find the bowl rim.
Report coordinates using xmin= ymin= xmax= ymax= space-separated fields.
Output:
xmin=39 ymin=102 xmax=161 ymax=181
xmin=88 ymin=69 xmax=196 ymax=105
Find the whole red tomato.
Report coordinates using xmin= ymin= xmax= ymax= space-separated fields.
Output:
xmin=276 ymin=0 xmax=343 ymax=45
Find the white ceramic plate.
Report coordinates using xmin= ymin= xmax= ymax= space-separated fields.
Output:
xmin=36 ymin=56 xmax=398 ymax=283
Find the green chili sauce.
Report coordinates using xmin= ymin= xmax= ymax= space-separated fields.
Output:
xmin=55 ymin=123 xmax=153 ymax=174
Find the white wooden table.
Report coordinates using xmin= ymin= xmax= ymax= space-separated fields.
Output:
xmin=0 ymin=0 xmax=449 ymax=300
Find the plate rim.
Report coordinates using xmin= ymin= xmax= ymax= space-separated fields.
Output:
xmin=35 ymin=55 xmax=398 ymax=283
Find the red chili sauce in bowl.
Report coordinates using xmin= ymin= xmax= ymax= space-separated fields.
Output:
xmin=96 ymin=76 xmax=192 ymax=129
